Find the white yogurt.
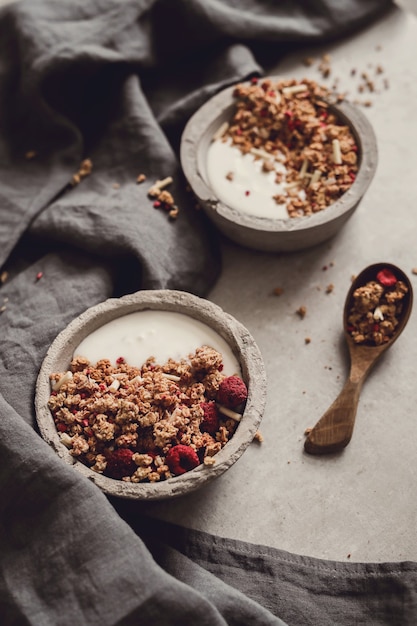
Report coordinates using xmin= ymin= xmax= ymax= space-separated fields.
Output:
xmin=74 ymin=310 xmax=240 ymax=375
xmin=206 ymin=138 xmax=290 ymax=220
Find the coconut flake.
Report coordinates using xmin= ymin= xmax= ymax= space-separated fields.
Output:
xmin=282 ymin=84 xmax=308 ymax=95
xmin=373 ymin=306 xmax=384 ymax=321
xmin=162 ymin=373 xmax=181 ymax=382
xmin=332 ymin=139 xmax=342 ymax=165
xmin=217 ymin=404 xmax=242 ymax=422
xmin=52 ymin=371 xmax=73 ymax=392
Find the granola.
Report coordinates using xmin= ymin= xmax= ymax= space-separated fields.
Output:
xmin=346 ymin=268 xmax=408 ymax=345
xmin=214 ymin=77 xmax=359 ymax=218
xmin=48 ymin=347 xmax=248 ymax=482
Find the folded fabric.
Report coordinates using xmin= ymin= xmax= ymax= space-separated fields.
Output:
xmin=1 ymin=0 xmax=406 ymax=624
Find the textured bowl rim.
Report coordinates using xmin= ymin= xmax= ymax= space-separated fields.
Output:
xmin=180 ymin=77 xmax=378 ymax=237
xmin=35 ymin=290 xmax=267 ymax=500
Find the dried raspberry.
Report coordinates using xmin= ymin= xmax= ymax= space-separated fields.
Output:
xmin=165 ymin=445 xmax=200 ymax=476
xmin=200 ymin=402 xmax=220 ymax=435
xmin=105 ymin=448 xmax=135 ymax=480
xmin=376 ymin=268 xmax=397 ymax=287
xmin=217 ymin=376 xmax=248 ymax=409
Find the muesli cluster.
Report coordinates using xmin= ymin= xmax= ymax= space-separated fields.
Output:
xmin=147 ymin=176 xmax=179 ymax=219
xmin=47 ymin=346 xmax=248 ymax=482
xmin=214 ymin=77 xmax=359 ymax=218
xmin=346 ymin=268 xmax=408 ymax=345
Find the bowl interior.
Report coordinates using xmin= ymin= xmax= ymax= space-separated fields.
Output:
xmin=35 ymin=290 xmax=266 ymax=500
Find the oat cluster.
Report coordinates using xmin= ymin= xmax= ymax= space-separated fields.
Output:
xmin=216 ymin=77 xmax=359 ymax=218
xmin=347 ymin=270 xmax=408 ymax=345
xmin=48 ymin=347 xmax=243 ymax=483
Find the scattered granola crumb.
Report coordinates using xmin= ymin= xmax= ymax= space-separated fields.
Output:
xmin=136 ymin=173 xmax=146 ymax=184
xmin=112 ymin=183 xmax=120 ymax=189
xmin=25 ymin=150 xmax=37 ymax=160
xmin=302 ymin=50 xmax=389 ymax=108
xmin=325 ymin=284 xmax=334 ymax=294
xmin=253 ymin=431 xmax=264 ymax=443
xmin=0 ymin=305 xmax=6 ymax=314
xmin=273 ymin=287 xmax=284 ymax=296
xmin=148 ymin=177 xmax=180 ymax=219
xmin=304 ymin=337 xmax=311 ymax=344
xmin=168 ymin=206 xmax=179 ymax=220
xmin=71 ymin=158 xmax=92 ymax=186
xmin=318 ymin=53 xmax=331 ymax=78
xmin=304 ymin=427 xmax=312 ymax=436
xmin=412 ymin=268 xmax=417 ymax=275
xmin=0 ymin=271 xmax=8 ymax=284
xmin=296 ymin=306 xmax=307 ymax=319
xmin=303 ymin=56 xmax=315 ymax=67
xmin=226 ymin=171 xmax=234 ymax=181
xmin=262 ymin=159 xmax=275 ymax=172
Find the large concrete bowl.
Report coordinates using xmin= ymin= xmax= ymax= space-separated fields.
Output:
xmin=180 ymin=78 xmax=378 ymax=252
xmin=35 ymin=290 xmax=266 ymax=500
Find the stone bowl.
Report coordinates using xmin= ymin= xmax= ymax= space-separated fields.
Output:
xmin=180 ymin=78 xmax=378 ymax=252
xmin=35 ymin=290 xmax=266 ymax=500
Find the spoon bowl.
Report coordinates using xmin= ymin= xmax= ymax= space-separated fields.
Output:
xmin=304 ymin=263 xmax=413 ymax=454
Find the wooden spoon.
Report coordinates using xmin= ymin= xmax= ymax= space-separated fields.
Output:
xmin=304 ymin=263 xmax=413 ymax=455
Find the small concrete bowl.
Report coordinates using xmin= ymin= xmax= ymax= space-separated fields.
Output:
xmin=180 ymin=79 xmax=377 ymax=252
xmin=35 ymin=290 xmax=266 ymax=501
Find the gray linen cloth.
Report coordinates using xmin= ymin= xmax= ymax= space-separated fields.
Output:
xmin=2 ymin=0 xmax=417 ymax=624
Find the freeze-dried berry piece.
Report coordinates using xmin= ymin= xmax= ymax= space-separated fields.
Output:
xmin=165 ymin=445 xmax=200 ymax=476
xmin=217 ymin=376 xmax=248 ymax=409
xmin=105 ymin=448 xmax=136 ymax=480
xmin=376 ymin=268 xmax=397 ymax=287
xmin=200 ymin=402 xmax=220 ymax=435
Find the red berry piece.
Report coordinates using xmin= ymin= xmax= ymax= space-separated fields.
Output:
xmin=376 ymin=268 xmax=397 ymax=287
xmin=200 ymin=402 xmax=220 ymax=435
xmin=105 ymin=448 xmax=135 ymax=480
xmin=165 ymin=445 xmax=200 ymax=476
xmin=217 ymin=376 xmax=248 ymax=409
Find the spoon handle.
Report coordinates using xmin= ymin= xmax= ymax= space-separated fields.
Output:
xmin=304 ymin=376 xmax=363 ymax=454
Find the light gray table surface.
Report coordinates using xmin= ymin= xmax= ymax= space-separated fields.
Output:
xmin=143 ymin=5 xmax=417 ymax=564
